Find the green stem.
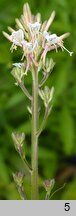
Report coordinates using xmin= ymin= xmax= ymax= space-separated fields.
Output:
xmin=17 ymin=185 xmax=27 ymax=200
xmin=31 ymin=69 xmax=39 ymax=200
xmin=39 ymin=73 xmax=49 ymax=88
xmin=18 ymin=81 xmax=32 ymax=101
xmin=20 ymin=155 xmax=32 ymax=179
xmin=50 ymin=183 xmax=66 ymax=199
xmin=11 ymin=70 xmax=32 ymax=100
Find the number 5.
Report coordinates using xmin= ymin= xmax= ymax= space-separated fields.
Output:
xmin=64 ymin=203 xmax=70 ymax=211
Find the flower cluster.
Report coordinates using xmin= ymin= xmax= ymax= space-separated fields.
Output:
xmin=3 ymin=3 xmax=73 ymax=79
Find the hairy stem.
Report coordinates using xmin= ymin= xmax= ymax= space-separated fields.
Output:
xmin=31 ymin=69 xmax=39 ymax=200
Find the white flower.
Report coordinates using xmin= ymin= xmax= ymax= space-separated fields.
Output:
xmin=43 ymin=31 xmax=50 ymax=41
xmin=22 ymin=40 xmax=33 ymax=53
xmin=10 ymin=29 xmax=24 ymax=46
xmin=22 ymin=40 xmax=38 ymax=55
xmin=43 ymin=31 xmax=73 ymax=56
xmin=49 ymin=34 xmax=59 ymax=43
xmin=13 ymin=63 xmax=24 ymax=68
xmin=43 ymin=31 xmax=59 ymax=43
xmin=29 ymin=22 xmax=41 ymax=33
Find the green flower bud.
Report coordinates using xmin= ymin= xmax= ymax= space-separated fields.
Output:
xmin=43 ymin=179 xmax=55 ymax=195
xmin=13 ymin=172 xmax=24 ymax=187
xmin=11 ymin=63 xmax=27 ymax=84
xmin=43 ymin=58 xmax=55 ymax=74
xmin=39 ymin=86 xmax=54 ymax=107
xmin=12 ymin=132 xmax=25 ymax=159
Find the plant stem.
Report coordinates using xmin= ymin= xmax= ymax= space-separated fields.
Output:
xmin=20 ymin=155 xmax=32 ymax=179
xmin=31 ymin=69 xmax=39 ymax=200
xmin=39 ymin=73 xmax=49 ymax=88
xmin=11 ymin=71 xmax=32 ymax=100
xmin=17 ymin=81 xmax=32 ymax=101
xmin=17 ymin=185 xmax=27 ymax=200
xmin=49 ymin=183 xmax=66 ymax=199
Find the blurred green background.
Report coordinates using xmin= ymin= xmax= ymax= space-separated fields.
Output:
xmin=0 ymin=0 xmax=76 ymax=200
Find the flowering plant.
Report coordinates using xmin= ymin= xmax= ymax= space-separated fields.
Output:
xmin=3 ymin=3 xmax=73 ymax=200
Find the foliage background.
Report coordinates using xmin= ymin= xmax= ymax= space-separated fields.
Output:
xmin=0 ymin=0 xmax=76 ymax=200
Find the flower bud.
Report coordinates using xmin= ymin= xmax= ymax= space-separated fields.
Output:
xmin=44 ymin=58 xmax=55 ymax=73
xmin=43 ymin=178 xmax=55 ymax=194
xmin=12 ymin=132 xmax=25 ymax=159
xmin=11 ymin=63 xmax=27 ymax=84
xmin=39 ymin=86 xmax=54 ymax=107
xmin=13 ymin=172 xmax=24 ymax=187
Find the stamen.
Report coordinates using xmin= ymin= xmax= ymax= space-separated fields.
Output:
xmin=10 ymin=43 xmax=17 ymax=52
xmin=43 ymin=31 xmax=73 ymax=56
xmin=58 ymin=43 xmax=73 ymax=56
